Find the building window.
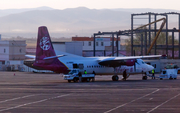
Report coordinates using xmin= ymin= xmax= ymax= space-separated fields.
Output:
xmin=101 ymin=42 xmax=104 ymax=46
xmin=19 ymin=49 xmax=22 ymax=53
xmin=96 ymin=42 xmax=98 ymax=46
xmin=4 ymin=49 xmax=5 ymax=53
xmin=88 ymin=42 xmax=91 ymax=46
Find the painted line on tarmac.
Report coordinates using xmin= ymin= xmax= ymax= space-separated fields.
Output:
xmin=104 ymin=89 xmax=160 ymax=113
xmin=147 ymin=93 xmax=180 ymax=113
xmin=0 ymin=94 xmax=39 ymax=103
xmin=0 ymin=93 xmax=71 ymax=112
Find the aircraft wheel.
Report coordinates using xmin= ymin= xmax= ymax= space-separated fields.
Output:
xmin=68 ymin=80 xmax=71 ymax=83
xmin=112 ymin=75 xmax=119 ymax=81
xmin=142 ymin=76 xmax=147 ymax=80
xmin=112 ymin=76 xmax=115 ymax=81
xmin=174 ymin=78 xmax=177 ymax=79
xmin=160 ymin=78 xmax=163 ymax=80
xmin=115 ymin=76 xmax=119 ymax=81
xmin=145 ymin=76 xmax=147 ymax=80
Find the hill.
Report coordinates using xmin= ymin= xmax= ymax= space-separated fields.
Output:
xmin=0 ymin=7 xmax=179 ymax=38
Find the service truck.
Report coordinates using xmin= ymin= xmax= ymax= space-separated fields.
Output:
xmin=159 ymin=69 xmax=178 ymax=80
xmin=63 ymin=69 xmax=95 ymax=83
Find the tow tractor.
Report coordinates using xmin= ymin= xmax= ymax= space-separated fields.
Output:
xmin=159 ymin=69 xmax=177 ymax=80
xmin=63 ymin=69 xmax=95 ymax=83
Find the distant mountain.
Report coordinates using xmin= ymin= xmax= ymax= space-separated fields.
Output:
xmin=110 ymin=8 xmax=180 ymax=13
xmin=0 ymin=6 xmax=54 ymax=17
xmin=0 ymin=7 xmax=179 ymax=38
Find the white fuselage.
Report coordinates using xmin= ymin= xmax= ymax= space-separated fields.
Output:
xmin=58 ymin=56 xmax=154 ymax=75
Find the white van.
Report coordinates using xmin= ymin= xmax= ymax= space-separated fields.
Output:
xmin=159 ymin=69 xmax=177 ymax=80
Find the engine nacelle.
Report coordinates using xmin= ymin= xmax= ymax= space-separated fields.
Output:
xmin=126 ymin=59 xmax=135 ymax=66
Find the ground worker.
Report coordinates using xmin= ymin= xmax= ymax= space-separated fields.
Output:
xmin=123 ymin=70 xmax=127 ymax=81
xmin=84 ymin=70 xmax=87 ymax=74
xmin=78 ymin=72 xmax=82 ymax=82
xmin=152 ymin=69 xmax=155 ymax=79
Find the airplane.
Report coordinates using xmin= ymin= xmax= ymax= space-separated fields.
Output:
xmin=24 ymin=26 xmax=161 ymax=81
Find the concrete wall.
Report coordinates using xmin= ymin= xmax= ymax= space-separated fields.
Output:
xmin=53 ymin=42 xmax=66 ymax=52
xmin=52 ymin=42 xmax=83 ymax=56
xmin=65 ymin=42 xmax=83 ymax=56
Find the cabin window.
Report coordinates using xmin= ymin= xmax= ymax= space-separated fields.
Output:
xmin=142 ymin=61 xmax=145 ymax=64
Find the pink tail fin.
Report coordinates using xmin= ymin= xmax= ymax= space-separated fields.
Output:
xmin=33 ymin=26 xmax=69 ymax=73
xmin=35 ymin=26 xmax=56 ymax=61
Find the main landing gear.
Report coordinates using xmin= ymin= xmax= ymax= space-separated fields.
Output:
xmin=112 ymin=75 xmax=119 ymax=81
xmin=112 ymin=67 xmax=119 ymax=81
xmin=142 ymin=76 xmax=147 ymax=80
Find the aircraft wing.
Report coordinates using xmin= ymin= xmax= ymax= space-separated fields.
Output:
xmin=98 ymin=55 xmax=161 ymax=67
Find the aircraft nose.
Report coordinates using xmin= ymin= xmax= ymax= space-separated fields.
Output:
xmin=147 ymin=65 xmax=154 ymax=71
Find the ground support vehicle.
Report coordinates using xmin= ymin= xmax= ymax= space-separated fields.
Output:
xmin=159 ymin=69 xmax=178 ymax=80
xmin=63 ymin=69 xmax=95 ymax=83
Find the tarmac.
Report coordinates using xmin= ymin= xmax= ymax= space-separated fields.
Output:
xmin=0 ymin=72 xmax=179 ymax=113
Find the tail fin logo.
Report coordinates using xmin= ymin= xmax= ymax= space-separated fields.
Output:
xmin=40 ymin=37 xmax=51 ymax=50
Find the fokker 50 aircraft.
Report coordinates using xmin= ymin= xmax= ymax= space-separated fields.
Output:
xmin=25 ymin=26 xmax=161 ymax=81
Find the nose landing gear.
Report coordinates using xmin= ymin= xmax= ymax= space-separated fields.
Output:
xmin=112 ymin=75 xmax=119 ymax=81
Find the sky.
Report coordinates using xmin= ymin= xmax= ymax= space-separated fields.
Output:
xmin=1 ymin=0 xmax=180 ymax=10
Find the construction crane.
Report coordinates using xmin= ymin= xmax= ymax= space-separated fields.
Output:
xmin=135 ymin=18 xmax=166 ymax=55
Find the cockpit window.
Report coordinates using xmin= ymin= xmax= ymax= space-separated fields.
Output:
xmin=136 ymin=59 xmax=140 ymax=65
xmin=136 ymin=59 xmax=145 ymax=64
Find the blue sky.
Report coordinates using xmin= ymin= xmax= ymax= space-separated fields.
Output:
xmin=1 ymin=0 xmax=180 ymax=10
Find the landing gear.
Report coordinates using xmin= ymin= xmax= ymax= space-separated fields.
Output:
xmin=112 ymin=75 xmax=119 ymax=81
xmin=142 ymin=76 xmax=147 ymax=80
xmin=112 ymin=67 xmax=119 ymax=81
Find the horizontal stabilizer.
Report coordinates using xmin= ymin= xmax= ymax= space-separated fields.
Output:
xmin=25 ymin=54 xmax=66 ymax=60
xmin=25 ymin=55 xmax=36 ymax=59
xmin=43 ymin=55 xmax=66 ymax=60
